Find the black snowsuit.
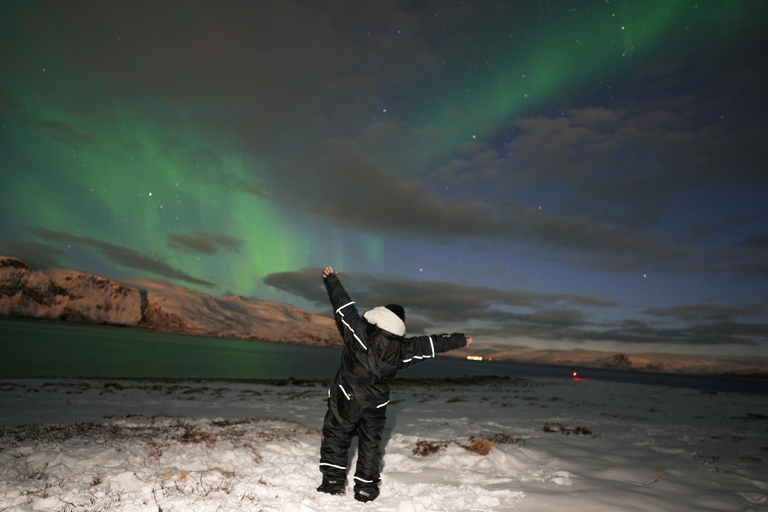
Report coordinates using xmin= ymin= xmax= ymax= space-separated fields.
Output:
xmin=319 ymin=273 xmax=468 ymax=496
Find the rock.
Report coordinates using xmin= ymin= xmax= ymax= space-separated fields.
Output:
xmin=0 ymin=255 xmax=340 ymax=347
xmin=0 ymin=256 xmax=142 ymax=326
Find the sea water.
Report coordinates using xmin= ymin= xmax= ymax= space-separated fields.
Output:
xmin=1 ymin=319 xmax=764 ymax=395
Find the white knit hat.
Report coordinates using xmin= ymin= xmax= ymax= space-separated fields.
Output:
xmin=364 ymin=306 xmax=406 ymax=336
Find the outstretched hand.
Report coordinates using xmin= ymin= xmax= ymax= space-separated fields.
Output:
xmin=466 ymin=337 xmax=473 ymax=346
xmin=322 ymin=267 xmax=337 ymax=279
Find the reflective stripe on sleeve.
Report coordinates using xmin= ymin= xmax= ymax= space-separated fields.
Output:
xmin=376 ymin=400 xmax=390 ymax=409
xmin=339 ymin=384 xmax=351 ymax=400
xmin=403 ymin=336 xmax=436 ymax=364
xmin=336 ymin=301 xmax=367 ymax=351
xmin=335 ymin=301 xmax=355 ymax=315
xmin=403 ymin=354 xmax=431 ymax=363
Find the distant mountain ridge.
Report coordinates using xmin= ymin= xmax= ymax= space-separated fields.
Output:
xmin=479 ymin=347 xmax=768 ymax=380
xmin=0 ymin=255 xmax=340 ymax=347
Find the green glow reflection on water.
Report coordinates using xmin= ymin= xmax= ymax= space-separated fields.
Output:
xmin=0 ymin=319 xmax=340 ymax=379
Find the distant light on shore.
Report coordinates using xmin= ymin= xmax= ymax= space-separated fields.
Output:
xmin=467 ymin=356 xmax=483 ymax=362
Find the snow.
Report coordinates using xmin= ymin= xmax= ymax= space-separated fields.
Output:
xmin=1 ymin=377 xmax=766 ymax=511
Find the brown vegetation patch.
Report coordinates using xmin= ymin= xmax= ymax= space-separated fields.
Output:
xmin=542 ymin=423 xmax=595 ymax=436
xmin=413 ymin=433 xmax=523 ymax=457
xmin=413 ymin=439 xmax=452 ymax=457
xmin=1 ymin=416 xmax=320 ymax=464
xmin=465 ymin=439 xmax=495 ymax=455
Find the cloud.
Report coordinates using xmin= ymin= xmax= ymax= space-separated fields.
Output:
xmin=467 ymin=317 xmax=765 ymax=349
xmin=418 ymin=98 xmax=767 ymax=274
xmin=36 ymin=121 xmax=94 ymax=149
xmin=264 ymin=267 xmax=613 ymax=331
xmin=740 ymin=234 xmax=768 ymax=249
xmin=644 ymin=304 xmax=767 ymax=322
xmin=29 ymin=227 xmax=213 ymax=287
xmin=167 ymin=232 xmax=245 ymax=255
xmin=701 ymin=244 xmax=768 ymax=275
xmin=509 ymin=309 xmax=588 ymax=327
xmin=285 ymin=138 xmax=506 ymax=237
xmin=262 ymin=267 xmax=329 ymax=305
xmin=551 ymin=323 xmax=763 ymax=348
xmin=0 ymin=241 xmax=65 ymax=268
xmin=274 ymin=136 xmax=692 ymax=273
xmin=446 ymin=105 xmax=766 ymax=231
xmin=264 ymin=268 xmax=768 ymax=348
xmin=22 ymin=1 xmax=449 ymax=153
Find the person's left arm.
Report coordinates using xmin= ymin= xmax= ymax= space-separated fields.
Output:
xmin=400 ymin=333 xmax=469 ymax=369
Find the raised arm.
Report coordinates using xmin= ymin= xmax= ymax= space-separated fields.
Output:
xmin=322 ymin=267 xmax=370 ymax=351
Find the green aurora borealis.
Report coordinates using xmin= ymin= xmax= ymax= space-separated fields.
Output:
xmin=2 ymin=0 xmax=767 ymax=357
xmin=3 ymin=64 xmax=318 ymax=291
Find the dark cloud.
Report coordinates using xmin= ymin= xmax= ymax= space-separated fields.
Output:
xmin=443 ymin=105 xmax=767 ymax=230
xmin=36 ymin=121 xmax=95 ymax=149
xmin=167 ymin=232 xmax=245 ymax=255
xmin=262 ymin=267 xmax=329 ymax=305
xmin=644 ymin=304 xmax=767 ymax=322
xmin=509 ymin=309 xmax=587 ymax=328
xmin=469 ymin=318 xmax=764 ymax=348
xmin=29 ymin=228 xmax=213 ymax=287
xmin=0 ymin=241 xmax=65 ymax=268
xmin=285 ymin=138 xmax=507 ymax=237
xmin=701 ymin=245 xmax=768 ymax=275
xmin=421 ymin=97 xmax=767 ymax=273
xmin=740 ymin=234 xmax=768 ymax=249
xmin=276 ymin=137 xmax=692 ymax=273
xmin=264 ymin=268 xmax=767 ymax=348
xmin=264 ymin=267 xmax=613 ymax=332
xmin=555 ymin=324 xmax=762 ymax=348
xmin=20 ymin=1 xmax=451 ymax=151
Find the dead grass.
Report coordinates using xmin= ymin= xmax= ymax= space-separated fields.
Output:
xmin=465 ymin=439 xmax=495 ymax=455
xmin=413 ymin=439 xmax=452 ymax=457
xmin=0 ymin=416 xmax=320 ymax=510
xmin=159 ymin=468 xmax=188 ymax=482
xmin=1 ymin=415 xmax=320 ymax=466
xmin=542 ymin=423 xmax=595 ymax=436
xmin=413 ymin=433 xmax=524 ymax=457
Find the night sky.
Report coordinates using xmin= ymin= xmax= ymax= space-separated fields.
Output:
xmin=2 ymin=1 xmax=767 ymax=359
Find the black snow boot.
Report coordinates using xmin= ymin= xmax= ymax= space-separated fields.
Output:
xmin=317 ymin=476 xmax=346 ymax=495
xmin=354 ymin=484 xmax=380 ymax=502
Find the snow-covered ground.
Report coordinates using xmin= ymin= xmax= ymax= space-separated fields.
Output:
xmin=1 ymin=377 xmax=766 ymax=511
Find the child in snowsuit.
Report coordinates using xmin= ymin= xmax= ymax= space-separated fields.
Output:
xmin=317 ymin=267 xmax=471 ymax=502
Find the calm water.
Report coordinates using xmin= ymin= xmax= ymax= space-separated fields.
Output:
xmin=1 ymin=319 xmax=765 ymax=395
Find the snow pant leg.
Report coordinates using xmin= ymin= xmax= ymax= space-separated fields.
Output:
xmin=353 ymin=406 xmax=387 ymax=487
xmin=319 ymin=407 xmax=356 ymax=479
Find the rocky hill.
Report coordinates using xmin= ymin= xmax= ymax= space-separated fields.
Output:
xmin=479 ymin=347 xmax=768 ymax=379
xmin=0 ymin=255 xmax=340 ymax=347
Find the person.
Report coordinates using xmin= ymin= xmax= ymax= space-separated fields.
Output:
xmin=317 ymin=266 xmax=472 ymax=502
